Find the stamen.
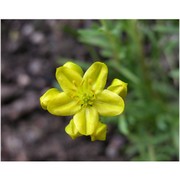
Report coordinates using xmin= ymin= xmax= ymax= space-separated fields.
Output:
xmin=88 ymin=78 xmax=92 ymax=85
xmin=75 ymin=82 xmax=96 ymax=108
xmin=73 ymin=80 xmax=77 ymax=87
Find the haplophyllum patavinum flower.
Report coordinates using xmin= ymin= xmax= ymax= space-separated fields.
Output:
xmin=40 ymin=61 xmax=127 ymax=141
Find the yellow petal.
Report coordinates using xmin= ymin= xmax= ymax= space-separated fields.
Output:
xmin=82 ymin=62 xmax=108 ymax=92
xmin=40 ymin=88 xmax=60 ymax=110
xmin=47 ymin=92 xmax=81 ymax=116
xmin=56 ymin=66 xmax=82 ymax=93
xmin=91 ymin=121 xmax=107 ymax=141
xmin=65 ymin=119 xmax=81 ymax=139
xmin=73 ymin=106 xmax=99 ymax=135
xmin=107 ymin=78 xmax=128 ymax=98
xmin=94 ymin=89 xmax=125 ymax=116
xmin=63 ymin=61 xmax=84 ymax=77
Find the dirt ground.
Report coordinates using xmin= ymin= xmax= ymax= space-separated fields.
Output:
xmin=1 ymin=20 xmax=127 ymax=161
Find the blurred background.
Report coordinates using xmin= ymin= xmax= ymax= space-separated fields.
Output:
xmin=1 ymin=20 xmax=179 ymax=161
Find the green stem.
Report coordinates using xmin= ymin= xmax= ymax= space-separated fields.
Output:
xmin=100 ymin=20 xmax=120 ymax=63
xmin=148 ymin=144 xmax=156 ymax=161
xmin=128 ymin=20 xmax=154 ymax=98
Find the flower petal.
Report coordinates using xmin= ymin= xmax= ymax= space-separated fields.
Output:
xmin=82 ymin=62 xmax=108 ymax=92
xmin=65 ymin=119 xmax=81 ymax=139
xmin=47 ymin=92 xmax=81 ymax=116
xmin=56 ymin=66 xmax=82 ymax=93
xmin=107 ymin=78 xmax=128 ymax=98
xmin=91 ymin=121 xmax=107 ymax=141
xmin=40 ymin=88 xmax=60 ymax=110
xmin=63 ymin=61 xmax=84 ymax=77
xmin=94 ymin=89 xmax=125 ymax=116
xmin=73 ymin=106 xmax=99 ymax=135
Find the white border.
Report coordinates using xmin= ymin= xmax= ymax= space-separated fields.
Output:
xmin=1 ymin=1 xmax=179 ymax=180
xmin=0 ymin=0 xmax=180 ymax=19
xmin=0 ymin=162 xmax=180 ymax=180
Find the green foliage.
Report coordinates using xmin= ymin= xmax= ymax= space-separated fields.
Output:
xmin=60 ymin=20 xmax=179 ymax=160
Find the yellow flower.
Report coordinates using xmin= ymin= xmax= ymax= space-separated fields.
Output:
xmin=40 ymin=61 xmax=127 ymax=141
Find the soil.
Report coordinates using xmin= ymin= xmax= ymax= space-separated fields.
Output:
xmin=1 ymin=20 xmax=127 ymax=161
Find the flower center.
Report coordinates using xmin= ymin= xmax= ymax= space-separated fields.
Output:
xmin=79 ymin=91 xmax=95 ymax=107
xmin=74 ymin=79 xmax=96 ymax=107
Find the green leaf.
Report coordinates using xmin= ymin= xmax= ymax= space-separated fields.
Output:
xmin=169 ymin=69 xmax=179 ymax=79
xmin=78 ymin=29 xmax=110 ymax=49
xmin=118 ymin=115 xmax=129 ymax=135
